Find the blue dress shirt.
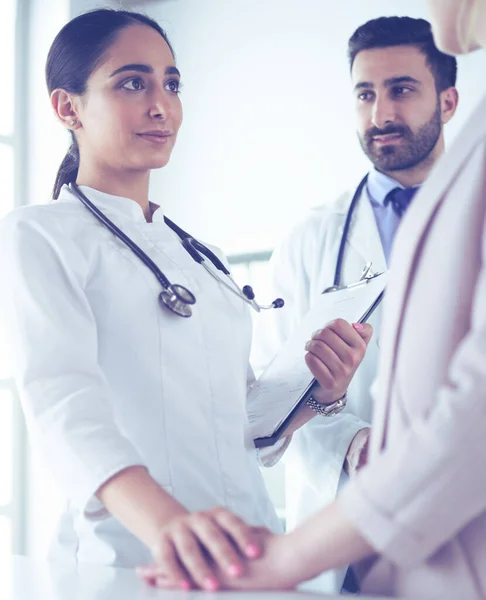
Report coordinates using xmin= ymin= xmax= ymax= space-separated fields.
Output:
xmin=366 ymin=168 xmax=420 ymax=264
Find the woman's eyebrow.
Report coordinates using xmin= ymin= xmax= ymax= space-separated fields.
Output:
xmin=109 ymin=63 xmax=181 ymax=77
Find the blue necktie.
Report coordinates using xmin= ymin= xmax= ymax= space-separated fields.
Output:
xmin=384 ymin=187 xmax=419 ymax=217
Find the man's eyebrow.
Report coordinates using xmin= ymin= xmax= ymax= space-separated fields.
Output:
xmin=384 ymin=76 xmax=421 ymax=87
xmin=109 ymin=64 xmax=181 ymax=78
xmin=354 ymin=81 xmax=374 ymax=92
xmin=354 ymin=76 xmax=422 ymax=92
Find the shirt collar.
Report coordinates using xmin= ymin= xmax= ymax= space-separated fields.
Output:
xmin=367 ymin=168 xmax=406 ymax=207
xmin=59 ymin=184 xmax=165 ymax=223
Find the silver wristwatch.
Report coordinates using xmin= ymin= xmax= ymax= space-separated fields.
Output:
xmin=306 ymin=392 xmax=348 ymax=417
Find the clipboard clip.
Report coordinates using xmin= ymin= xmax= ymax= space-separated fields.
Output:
xmin=322 ymin=262 xmax=385 ymax=294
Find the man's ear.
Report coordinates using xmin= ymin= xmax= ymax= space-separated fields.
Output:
xmin=440 ymin=86 xmax=459 ymax=125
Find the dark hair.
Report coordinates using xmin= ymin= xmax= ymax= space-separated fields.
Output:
xmin=348 ymin=17 xmax=457 ymax=93
xmin=46 ymin=9 xmax=175 ymax=199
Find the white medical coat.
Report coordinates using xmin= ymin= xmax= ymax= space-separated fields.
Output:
xmin=255 ymin=180 xmax=386 ymax=593
xmin=0 ymin=185 xmax=280 ymax=567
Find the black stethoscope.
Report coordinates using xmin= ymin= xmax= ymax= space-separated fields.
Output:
xmin=325 ymin=174 xmax=370 ymax=293
xmin=323 ymin=173 xmax=386 ymax=323
xmin=69 ymin=183 xmax=284 ymax=318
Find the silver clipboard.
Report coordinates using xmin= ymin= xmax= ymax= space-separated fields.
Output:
xmin=248 ymin=272 xmax=386 ymax=448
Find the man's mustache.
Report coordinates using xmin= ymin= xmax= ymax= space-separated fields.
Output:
xmin=365 ymin=125 xmax=410 ymax=142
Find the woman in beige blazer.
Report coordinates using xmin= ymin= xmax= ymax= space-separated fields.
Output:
xmin=138 ymin=1 xmax=486 ymax=597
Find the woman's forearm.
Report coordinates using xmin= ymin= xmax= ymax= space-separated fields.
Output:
xmin=283 ymin=500 xmax=376 ymax=584
xmin=97 ymin=465 xmax=187 ymax=549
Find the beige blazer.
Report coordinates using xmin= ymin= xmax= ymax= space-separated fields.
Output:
xmin=339 ymin=91 xmax=486 ymax=599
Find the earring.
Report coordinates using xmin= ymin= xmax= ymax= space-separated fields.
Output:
xmin=69 ymin=119 xmax=77 ymax=127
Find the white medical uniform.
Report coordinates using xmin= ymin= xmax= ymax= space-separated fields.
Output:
xmin=255 ymin=177 xmax=388 ymax=593
xmin=0 ymin=185 xmax=281 ymax=567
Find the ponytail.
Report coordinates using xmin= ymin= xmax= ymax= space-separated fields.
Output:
xmin=52 ymin=137 xmax=79 ymax=199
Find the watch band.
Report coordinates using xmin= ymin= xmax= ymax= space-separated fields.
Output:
xmin=306 ymin=392 xmax=348 ymax=417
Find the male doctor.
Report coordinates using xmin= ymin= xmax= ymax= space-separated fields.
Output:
xmin=258 ymin=16 xmax=459 ymax=594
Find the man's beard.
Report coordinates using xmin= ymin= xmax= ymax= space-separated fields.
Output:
xmin=359 ymin=100 xmax=442 ymax=172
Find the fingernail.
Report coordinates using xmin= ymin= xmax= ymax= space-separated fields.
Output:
xmin=245 ymin=544 xmax=261 ymax=558
xmin=305 ymin=341 xmax=312 ymax=351
xmin=352 ymin=323 xmax=364 ymax=332
xmin=204 ymin=577 xmax=220 ymax=591
xmin=180 ymin=580 xmax=191 ymax=590
xmin=156 ymin=577 xmax=166 ymax=587
xmin=312 ymin=329 xmax=322 ymax=337
xmin=228 ymin=564 xmax=242 ymax=577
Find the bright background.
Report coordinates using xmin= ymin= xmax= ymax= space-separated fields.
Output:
xmin=1 ymin=0 xmax=486 ymax=559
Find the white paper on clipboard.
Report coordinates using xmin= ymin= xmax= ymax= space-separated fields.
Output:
xmin=247 ymin=272 xmax=387 ymax=444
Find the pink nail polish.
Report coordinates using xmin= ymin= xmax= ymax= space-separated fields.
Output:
xmin=246 ymin=544 xmax=261 ymax=558
xmin=353 ymin=322 xmax=364 ymax=332
xmin=204 ymin=577 xmax=220 ymax=591
xmin=180 ymin=580 xmax=191 ymax=590
xmin=228 ymin=564 xmax=242 ymax=577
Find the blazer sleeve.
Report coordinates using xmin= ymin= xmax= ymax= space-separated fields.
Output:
xmin=339 ymin=179 xmax=486 ymax=568
xmin=0 ymin=212 xmax=145 ymax=520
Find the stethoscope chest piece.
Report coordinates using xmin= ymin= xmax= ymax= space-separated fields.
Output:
xmin=69 ymin=183 xmax=284 ymax=318
xmin=159 ymin=284 xmax=196 ymax=318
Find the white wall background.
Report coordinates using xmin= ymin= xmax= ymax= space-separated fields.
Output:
xmin=24 ymin=0 xmax=70 ymax=558
xmin=24 ymin=0 xmax=486 ymax=554
xmin=61 ymin=0 xmax=486 ymax=255
xmin=142 ymin=0 xmax=486 ymax=254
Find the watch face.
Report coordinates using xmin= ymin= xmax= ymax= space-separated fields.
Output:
xmin=325 ymin=405 xmax=344 ymax=416
xmin=307 ymin=393 xmax=347 ymax=417
xmin=323 ymin=395 xmax=347 ymax=416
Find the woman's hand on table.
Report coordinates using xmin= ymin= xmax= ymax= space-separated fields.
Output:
xmin=137 ymin=507 xmax=271 ymax=591
xmin=139 ymin=527 xmax=299 ymax=592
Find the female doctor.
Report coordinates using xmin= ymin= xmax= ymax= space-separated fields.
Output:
xmin=0 ymin=8 xmax=287 ymax=593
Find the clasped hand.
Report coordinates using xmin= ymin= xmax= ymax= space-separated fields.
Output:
xmin=137 ymin=506 xmax=270 ymax=591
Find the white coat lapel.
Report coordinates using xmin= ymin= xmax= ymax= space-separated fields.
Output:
xmin=373 ymin=93 xmax=486 ymax=449
xmin=346 ymin=185 xmax=387 ymax=280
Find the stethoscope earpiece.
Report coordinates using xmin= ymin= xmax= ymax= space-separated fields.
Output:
xmin=242 ymin=286 xmax=284 ymax=310
xmin=242 ymin=285 xmax=255 ymax=300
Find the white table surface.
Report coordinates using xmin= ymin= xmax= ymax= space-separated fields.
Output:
xmin=0 ymin=555 xmax=391 ymax=600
